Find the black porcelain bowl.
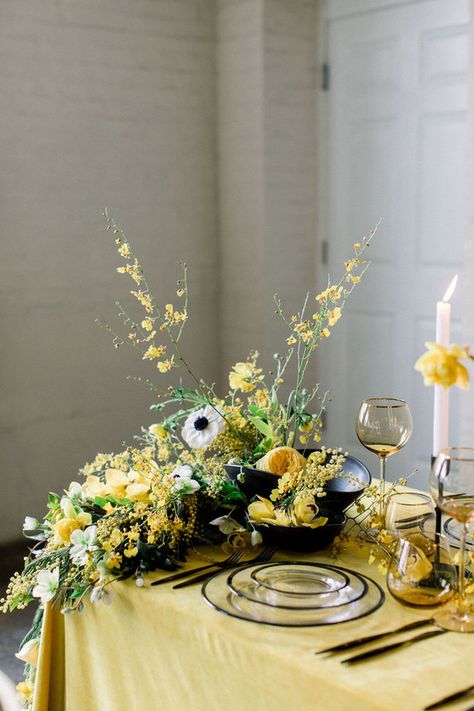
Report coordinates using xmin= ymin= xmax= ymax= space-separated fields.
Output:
xmin=224 ymin=449 xmax=371 ymax=512
xmin=255 ymin=512 xmax=346 ymax=552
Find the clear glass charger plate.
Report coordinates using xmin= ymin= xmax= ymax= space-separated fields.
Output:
xmin=443 ymin=518 xmax=474 ymax=551
xmin=202 ymin=563 xmax=385 ymax=627
xmin=228 ymin=562 xmax=366 ymax=610
xmin=251 ymin=562 xmax=349 ymax=596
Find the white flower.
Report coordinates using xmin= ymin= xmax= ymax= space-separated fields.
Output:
xmin=69 ymin=526 xmax=98 ymax=566
xmin=32 ymin=568 xmax=59 ymax=604
xmin=23 ymin=516 xmax=39 ymax=532
xmin=15 ymin=638 xmax=39 ymax=667
xmin=170 ymin=464 xmax=201 ymax=495
xmin=209 ymin=515 xmax=241 ymax=535
xmin=250 ymin=530 xmax=263 ymax=547
xmin=181 ymin=405 xmax=226 ymax=449
xmin=90 ymin=585 xmax=114 ymax=606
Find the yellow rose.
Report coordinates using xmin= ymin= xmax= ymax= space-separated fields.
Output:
xmin=53 ymin=518 xmax=81 ymax=545
xmin=415 ymin=342 xmax=469 ymax=390
xmin=248 ymin=496 xmax=276 ymax=523
xmin=256 ymin=446 xmax=306 ymax=476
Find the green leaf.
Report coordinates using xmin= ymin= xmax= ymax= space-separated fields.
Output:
xmin=247 ymin=416 xmax=273 ymax=439
xmin=248 ymin=404 xmax=266 ymax=418
xmin=93 ymin=496 xmax=110 ymax=508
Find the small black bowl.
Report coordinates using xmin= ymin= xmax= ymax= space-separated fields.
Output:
xmin=224 ymin=449 xmax=371 ymax=512
xmin=255 ymin=512 xmax=346 ymax=552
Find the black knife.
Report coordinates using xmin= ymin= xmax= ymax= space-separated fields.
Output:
xmin=316 ymin=618 xmax=432 ymax=654
xmin=341 ymin=629 xmax=447 ymax=665
xmin=424 ymin=684 xmax=474 ymax=709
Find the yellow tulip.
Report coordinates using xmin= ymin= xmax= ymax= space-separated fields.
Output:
xmin=85 ymin=475 xmax=107 ymax=498
xmin=256 ymin=447 xmax=306 ymax=476
xmin=415 ymin=342 xmax=469 ymax=390
xmin=105 ymin=468 xmax=129 ymax=497
xmin=125 ymin=482 xmax=151 ymax=502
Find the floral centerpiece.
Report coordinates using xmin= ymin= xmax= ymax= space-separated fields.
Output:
xmin=2 ymin=211 xmax=379 ymax=708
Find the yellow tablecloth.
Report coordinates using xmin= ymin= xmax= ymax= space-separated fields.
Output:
xmin=32 ymin=544 xmax=474 ymax=711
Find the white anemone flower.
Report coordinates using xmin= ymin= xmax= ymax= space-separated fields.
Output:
xmin=32 ymin=568 xmax=60 ymax=604
xmin=69 ymin=525 xmax=98 ymax=566
xmin=170 ymin=464 xmax=201 ymax=495
xmin=181 ymin=405 xmax=226 ymax=449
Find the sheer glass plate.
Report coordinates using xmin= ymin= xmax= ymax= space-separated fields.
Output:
xmin=251 ymin=562 xmax=349 ymax=596
xmin=202 ymin=563 xmax=384 ymax=627
xmin=443 ymin=518 xmax=474 ymax=551
xmin=228 ymin=563 xmax=366 ymax=610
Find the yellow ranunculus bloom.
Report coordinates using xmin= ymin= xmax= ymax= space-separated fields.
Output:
xmin=256 ymin=446 xmax=306 ymax=476
xmin=248 ymin=496 xmax=276 ymax=523
xmin=415 ymin=342 xmax=469 ymax=390
xmin=53 ymin=518 xmax=81 ymax=545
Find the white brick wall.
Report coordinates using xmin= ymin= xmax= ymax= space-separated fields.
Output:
xmin=217 ymin=0 xmax=319 ymax=380
xmin=0 ymin=0 xmax=219 ymax=541
xmin=0 ymin=0 xmax=321 ymax=543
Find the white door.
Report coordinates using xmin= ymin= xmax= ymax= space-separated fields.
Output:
xmin=319 ymin=0 xmax=470 ymax=488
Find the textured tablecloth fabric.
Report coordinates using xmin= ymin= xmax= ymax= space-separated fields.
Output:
xmin=31 ymin=542 xmax=474 ymax=711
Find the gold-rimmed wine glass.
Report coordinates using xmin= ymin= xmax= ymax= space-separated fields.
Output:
xmin=430 ymin=447 xmax=474 ymax=632
xmin=356 ymin=398 xmax=413 ymax=525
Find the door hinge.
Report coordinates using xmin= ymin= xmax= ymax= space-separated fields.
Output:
xmin=322 ymin=62 xmax=330 ymax=91
xmin=321 ymin=240 xmax=329 ymax=265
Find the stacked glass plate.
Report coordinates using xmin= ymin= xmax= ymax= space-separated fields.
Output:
xmin=443 ymin=518 xmax=474 ymax=552
xmin=202 ymin=561 xmax=384 ymax=627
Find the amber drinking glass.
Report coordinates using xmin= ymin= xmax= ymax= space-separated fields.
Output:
xmin=430 ymin=448 xmax=474 ymax=632
xmin=356 ymin=398 xmax=413 ymax=524
xmin=385 ymin=492 xmax=435 ymax=537
xmin=387 ymin=531 xmax=456 ymax=608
